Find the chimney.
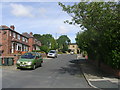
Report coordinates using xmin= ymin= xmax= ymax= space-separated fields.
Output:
xmin=30 ymin=32 xmax=33 ymax=35
xmin=10 ymin=25 xmax=15 ymax=30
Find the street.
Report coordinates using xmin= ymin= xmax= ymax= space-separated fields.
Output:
xmin=2 ymin=54 xmax=91 ymax=88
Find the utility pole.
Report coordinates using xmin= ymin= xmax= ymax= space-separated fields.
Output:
xmin=55 ymin=33 xmax=57 ymax=40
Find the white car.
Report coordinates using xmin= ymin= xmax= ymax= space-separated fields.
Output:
xmin=47 ymin=50 xmax=57 ymax=58
xmin=70 ymin=51 xmax=74 ymax=55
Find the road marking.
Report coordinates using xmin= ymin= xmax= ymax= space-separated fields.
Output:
xmin=89 ymin=79 xmax=119 ymax=83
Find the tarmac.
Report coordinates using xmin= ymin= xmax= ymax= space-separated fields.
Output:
xmin=77 ymin=54 xmax=120 ymax=90
xmin=0 ymin=54 xmax=119 ymax=90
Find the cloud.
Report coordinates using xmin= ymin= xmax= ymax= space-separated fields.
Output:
xmin=58 ymin=26 xmax=70 ymax=34
xmin=38 ymin=8 xmax=47 ymax=14
xmin=10 ymin=3 xmax=34 ymax=17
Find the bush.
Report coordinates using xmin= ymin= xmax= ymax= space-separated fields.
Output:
xmin=58 ymin=52 xmax=63 ymax=54
xmin=40 ymin=45 xmax=49 ymax=54
xmin=32 ymin=50 xmax=41 ymax=52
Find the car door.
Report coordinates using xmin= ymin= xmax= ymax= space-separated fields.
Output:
xmin=35 ymin=53 xmax=39 ymax=67
xmin=37 ymin=53 xmax=42 ymax=66
xmin=39 ymin=53 xmax=43 ymax=63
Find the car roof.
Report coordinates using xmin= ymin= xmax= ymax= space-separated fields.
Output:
xmin=50 ymin=50 xmax=56 ymax=51
xmin=25 ymin=52 xmax=42 ymax=56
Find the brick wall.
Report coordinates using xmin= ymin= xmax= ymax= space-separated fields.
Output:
xmin=28 ymin=37 xmax=34 ymax=52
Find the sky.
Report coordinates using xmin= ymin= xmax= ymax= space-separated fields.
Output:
xmin=0 ymin=1 xmax=82 ymax=43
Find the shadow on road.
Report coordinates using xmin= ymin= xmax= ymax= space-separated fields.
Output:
xmin=57 ymin=58 xmax=112 ymax=78
xmin=57 ymin=59 xmax=86 ymax=76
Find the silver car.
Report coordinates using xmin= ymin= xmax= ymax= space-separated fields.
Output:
xmin=47 ymin=50 xmax=57 ymax=58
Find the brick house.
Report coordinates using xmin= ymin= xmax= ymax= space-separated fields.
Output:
xmin=22 ymin=32 xmax=41 ymax=51
xmin=0 ymin=25 xmax=41 ymax=56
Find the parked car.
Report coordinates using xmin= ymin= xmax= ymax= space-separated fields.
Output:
xmin=47 ymin=50 xmax=57 ymax=58
xmin=16 ymin=52 xmax=43 ymax=70
xmin=70 ymin=51 xmax=74 ymax=55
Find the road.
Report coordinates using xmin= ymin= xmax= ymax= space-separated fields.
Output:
xmin=2 ymin=54 xmax=91 ymax=88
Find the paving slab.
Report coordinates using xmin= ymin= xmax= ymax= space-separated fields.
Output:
xmin=77 ymin=54 xmax=119 ymax=90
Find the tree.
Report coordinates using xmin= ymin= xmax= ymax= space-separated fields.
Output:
xmin=57 ymin=35 xmax=71 ymax=52
xmin=40 ymin=45 xmax=49 ymax=54
xmin=34 ymin=34 xmax=58 ymax=52
xmin=59 ymin=2 xmax=120 ymax=69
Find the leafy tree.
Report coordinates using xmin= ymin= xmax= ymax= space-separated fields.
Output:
xmin=59 ymin=2 xmax=120 ymax=69
xmin=39 ymin=45 xmax=49 ymax=54
xmin=34 ymin=34 xmax=57 ymax=50
xmin=57 ymin=35 xmax=71 ymax=52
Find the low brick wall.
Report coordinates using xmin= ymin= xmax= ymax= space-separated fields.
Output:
xmin=100 ymin=62 xmax=120 ymax=77
xmin=13 ymin=55 xmax=21 ymax=64
xmin=41 ymin=53 xmax=47 ymax=58
xmin=88 ymin=59 xmax=120 ymax=77
xmin=0 ymin=55 xmax=21 ymax=65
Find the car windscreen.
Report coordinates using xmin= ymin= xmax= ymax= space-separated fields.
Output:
xmin=49 ymin=51 xmax=56 ymax=53
xmin=21 ymin=53 xmax=36 ymax=59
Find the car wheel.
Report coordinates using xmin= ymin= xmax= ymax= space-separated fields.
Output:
xmin=32 ymin=64 xmax=36 ymax=70
xmin=39 ymin=63 xmax=42 ymax=67
xmin=16 ymin=67 xmax=20 ymax=69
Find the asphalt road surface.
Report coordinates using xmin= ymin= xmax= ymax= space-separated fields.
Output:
xmin=2 ymin=54 xmax=91 ymax=88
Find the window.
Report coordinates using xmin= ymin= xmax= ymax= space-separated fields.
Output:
xmin=25 ymin=38 xmax=28 ymax=43
xmin=18 ymin=46 xmax=21 ymax=51
xmin=9 ymin=31 xmax=12 ymax=36
xmin=18 ymin=35 xmax=20 ymax=40
xmin=22 ymin=37 xmax=25 ymax=41
xmin=13 ymin=32 xmax=16 ymax=38
xmin=26 ymin=39 xmax=28 ymax=42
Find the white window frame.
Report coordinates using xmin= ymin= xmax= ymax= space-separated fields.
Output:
xmin=13 ymin=32 xmax=16 ymax=38
xmin=18 ymin=34 xmax=20 ymax=40
xmin=9 ymin=31 xmax=12 ymax=36
xmin=22 ymin=37 xmax=25 ymax=41
xmin=25 ymin=38 xmax=28 ymax=43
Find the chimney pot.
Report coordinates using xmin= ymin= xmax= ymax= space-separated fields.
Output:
xmin=30 ymin=32 xmax=33 ymax=35
xmin=10 ymin=25 xmax=15 ymax=30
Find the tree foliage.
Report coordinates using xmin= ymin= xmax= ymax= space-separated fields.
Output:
xmin=34 ymin=34 xmax=57 ymax=53
xmin=59 ymin=2 xmax=120 ymax=69
xmin=57 ymin=35 xmax=71 ymax=52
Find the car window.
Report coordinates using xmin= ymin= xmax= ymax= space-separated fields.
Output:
xmin=21 ymin=53 xmax=36 ymax=59
xmin=39 ymin=53 xmax=42 ymax=57
xmin=49 ymin=51 xmax=56 ymax=53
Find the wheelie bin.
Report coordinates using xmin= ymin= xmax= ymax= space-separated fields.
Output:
xmin=3 ymin=58 xmax=8 ymax=66
xmin=0 ymin=57 xmax=2 ymax=66
xmin=8 ymin=58 xmax=14 ymax=66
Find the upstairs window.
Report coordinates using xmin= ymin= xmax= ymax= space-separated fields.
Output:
xmin=25 ymin=38 xmax=28 ymax=43
xmin=9 ymin=31 xmax=12 ymax=36
xmin=13 ymin=32 xmax=16 ymax=38
xmin=18 ymin=34 xmax=20 ymax=40
xmin=22 ymin=37 xmax=25 ymax=41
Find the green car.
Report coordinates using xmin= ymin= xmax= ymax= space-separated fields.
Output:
xmin=16 ymin=52 xmax=43 ymax=70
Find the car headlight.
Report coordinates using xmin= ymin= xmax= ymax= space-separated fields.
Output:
xmin=52 ymin=54 xmax=55 ymax=56
xmin=27 ymin=62 xmax=32 ymax=65
xmin=17 ymin=60 xmax=20 ymax=64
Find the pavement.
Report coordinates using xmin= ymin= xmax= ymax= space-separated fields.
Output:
xmin=77 ymin=54 xmax=120 ymax=90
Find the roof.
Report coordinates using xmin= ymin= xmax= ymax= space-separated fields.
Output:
xmin=0 ymin=25 xmax=29 ymax=38
xmin=22 ymin=32 xmax=33 ymax=38
xmin=0 ymin=25 xmax=10 ymax=30
xmin=69 ymin=43 xmax=77 ymax=45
